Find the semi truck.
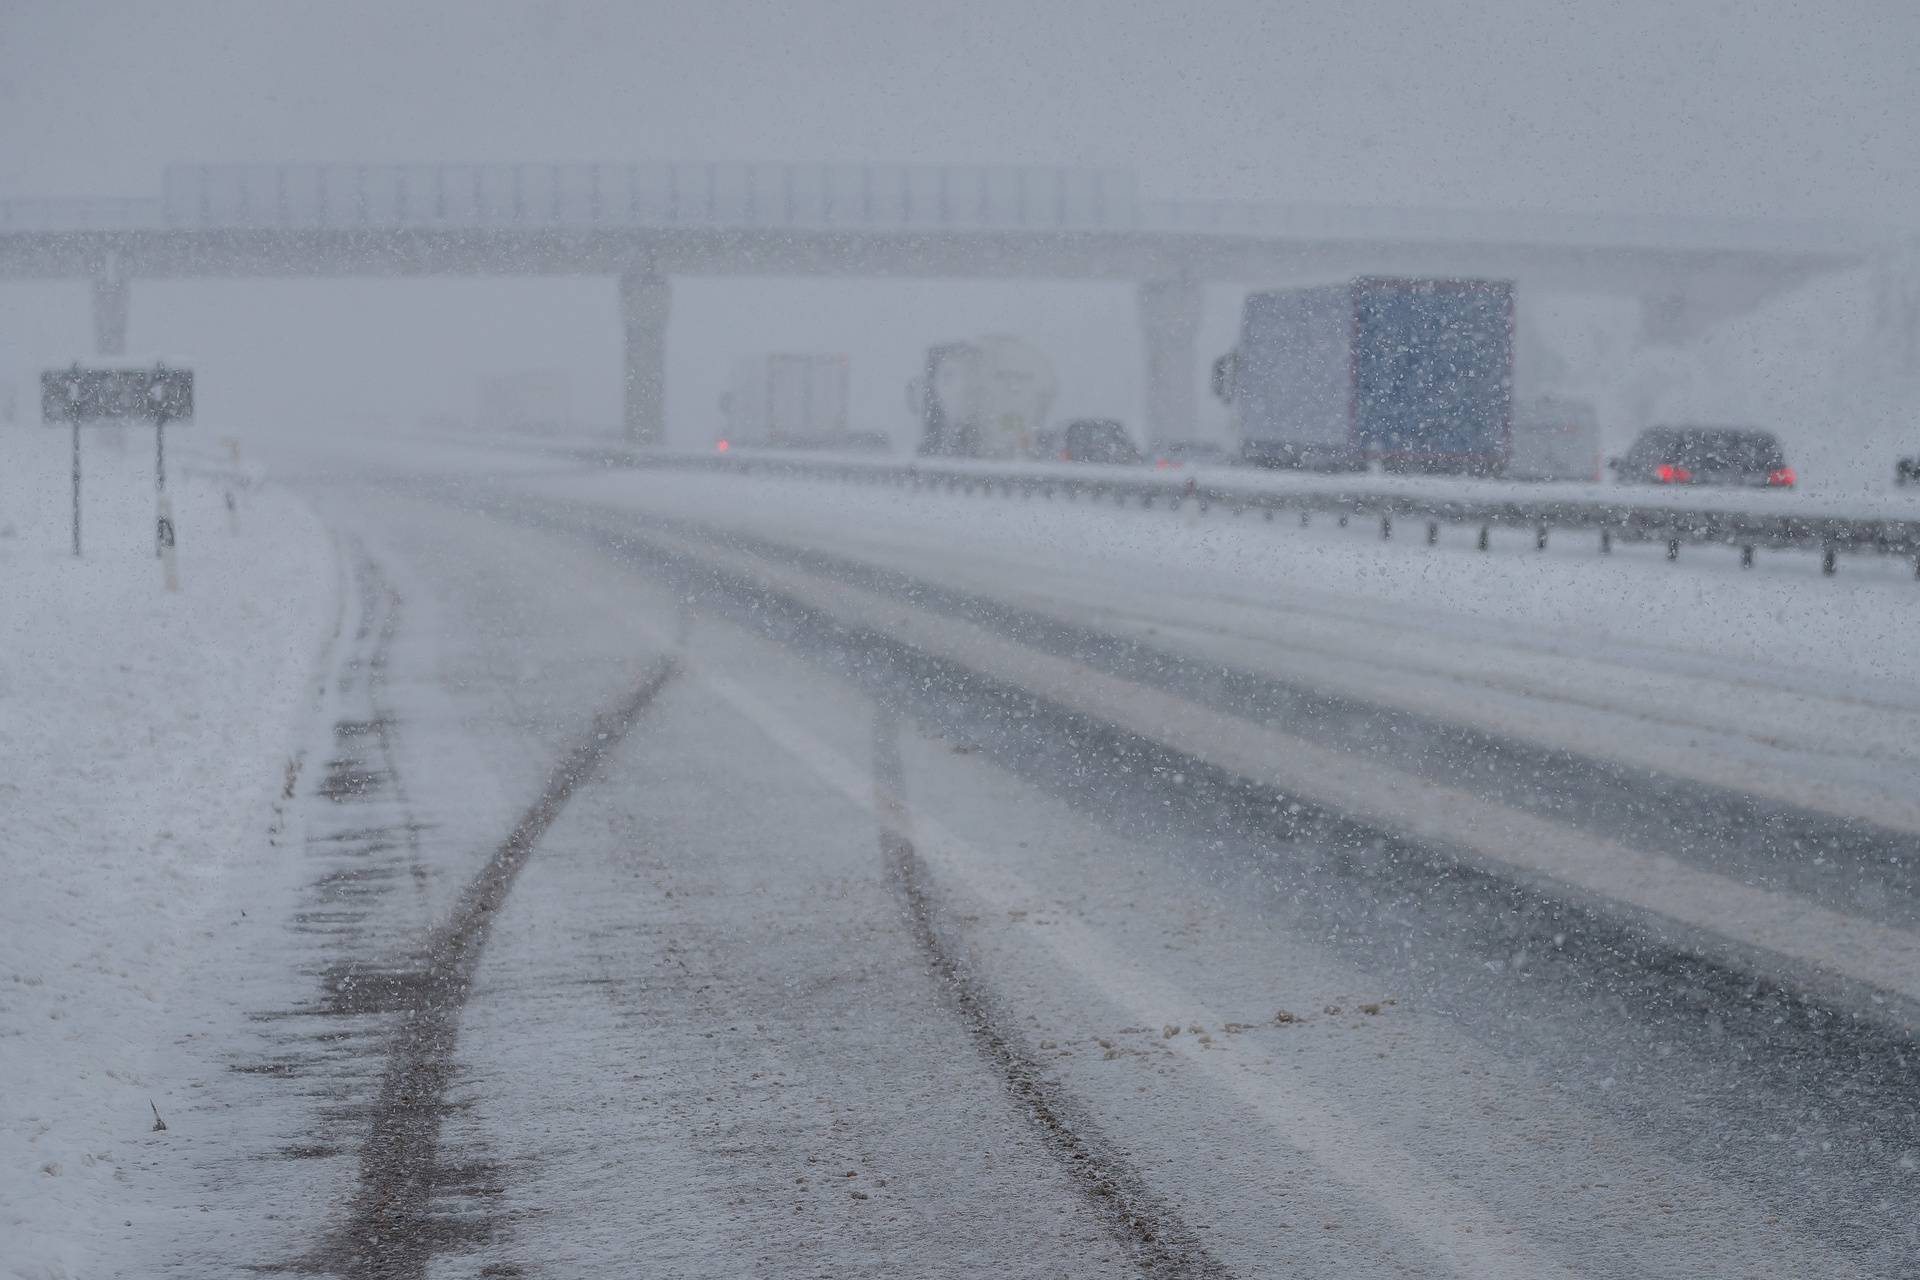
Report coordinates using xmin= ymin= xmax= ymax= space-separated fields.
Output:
xmin=908 ymin=336 xmax=1057 ymax=459
xmin=719 ymin=353 xmax=851 ymax=448
xmin=1212 ymin=277 xmax=1514 ymax=475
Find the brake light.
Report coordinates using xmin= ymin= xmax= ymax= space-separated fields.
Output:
xmin=1155 ymin=457 xmax=1175 ymax=469
xmin=1655 ymin=463 xmax=1692 ymax=483
xmin=716 ymin=439 xmax=730 ymax=453
xmin=1767 ymin=467 xmax=1796 ymax=487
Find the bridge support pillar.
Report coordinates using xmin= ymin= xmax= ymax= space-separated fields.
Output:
xmin=92 ymin=275 xmax=130 ymax=356
xmin=1138 ymin=277 xmax=1203 ymax=452
xmin=620 ymin=269 xmax=671 ymax=446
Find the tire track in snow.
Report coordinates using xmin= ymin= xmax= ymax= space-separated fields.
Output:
xmin=314 ymin=656 xmax=678 ymax=1280
xmin=871 ymin=707 xmax=1236 ymax=1280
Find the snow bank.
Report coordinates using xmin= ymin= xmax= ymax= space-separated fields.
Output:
xmin=0 ymin=429 xmax=336 ymax=1279
xmin=543 ymin=468 xmax=1920 ymax=693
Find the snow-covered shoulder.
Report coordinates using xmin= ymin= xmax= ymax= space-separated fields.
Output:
xmin=0 ymin=430 xmax=338 ymax=1279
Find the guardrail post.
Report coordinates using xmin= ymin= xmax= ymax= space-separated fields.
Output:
xmin=1821 ymin=544 xmax=1837 ymax=576
xmin=1740 ymin=545 xmax=1754 ymax=569
xmin=1600 ymin=529 xmax=1612 ymax=554
xmin=1477 ymin=525 xmax=1489 ymax=551
xmin=1426 ymin=520 xmax=1439 ymax=545
xmin=1380 ymin=513 xmax=1392 ymax=540
xmin=1535 ymin=525 xmax=1548 ymax=551
xmin=1667 ymin=539 xmax=1680 ymax=561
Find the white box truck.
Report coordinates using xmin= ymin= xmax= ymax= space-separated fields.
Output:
xmin=476 ymin=370 xmax=574 ymax=436
xmin=719 ymin=353 xmax=851 ymax=448
xmin=907 ymin=336 xmax=1057 ymax=459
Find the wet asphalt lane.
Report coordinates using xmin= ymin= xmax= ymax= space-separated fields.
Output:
xmin=209 ymin=462 xmax=1920 ymax=1277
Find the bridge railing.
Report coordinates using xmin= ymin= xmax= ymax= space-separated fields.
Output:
xmin=0 ymin=165 xmax=1884 ymax=257
xmin=152 ymin=163 xmax=1141 ymax=232
xmin=0 ymin=197 xmax=163 ymax=231
xmin=1139 ymin=199 xmax=1877 ymax=254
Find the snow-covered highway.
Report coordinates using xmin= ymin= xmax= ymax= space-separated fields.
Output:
xmin=10 ymin=430 xmax=1920 ymax=1277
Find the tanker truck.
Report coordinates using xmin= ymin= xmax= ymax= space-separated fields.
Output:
xmin=908 ymin=336 xmax=1057 ymax=459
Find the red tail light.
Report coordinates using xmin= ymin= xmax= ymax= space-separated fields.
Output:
xmin=1767 ymin=467 xmax=1796 ymax=487
xmin=716 ymin=439 xmax=730 ymax=453
xmin=1655 ymin=463 xmax=1692 ymax=483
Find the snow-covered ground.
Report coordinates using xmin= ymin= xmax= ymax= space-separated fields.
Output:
xmin=7 ymin=420 xmax=1916 ymax=1274
xmin=525 ymin=466 xmax=1920 ymax=687
xmin=0 ymin=430 xmax=336 ymax=1279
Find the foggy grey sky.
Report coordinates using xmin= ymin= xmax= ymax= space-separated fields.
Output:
xmin=6 ymin=0 xmax=1918 ymax=219
xmin=2 ymin=1 xmax=1916 ymax=443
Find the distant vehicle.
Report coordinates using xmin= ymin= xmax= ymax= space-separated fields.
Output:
xmin=719 ymin=353 xmax=851 ymax=449
xmin=1041 ymin=419 xmax=1141 ymax=465
xmin=1152 ymin=440 xmax=1230 ymax=469
xmin=1898 ymin=455 xmax=1919 ymax=486
xmin=1508 ymin=396 xmax=1601 ymax=482
xmin=1610 ymin=426 xmax=1795 ymax=488
xmin=1213 ymin=277 xmax=1514 ymax=475
xmin=908 ymin=336 xmax=1056 ymax=459
xmin=476 ymin=369 xmax=574 ymax=436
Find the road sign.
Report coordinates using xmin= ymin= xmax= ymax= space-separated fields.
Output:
xmin=40 ymin=362 xmax=195 ymax=561
xmin=41 ymin=364 xmax=193 ymax=424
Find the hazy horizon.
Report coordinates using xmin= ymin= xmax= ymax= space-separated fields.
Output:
xmin=3 ymin=1 xmax=1916 ymax=458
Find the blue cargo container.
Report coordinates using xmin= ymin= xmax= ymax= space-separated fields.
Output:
xmin=1214 ymin=277 xmax=1514 ymax=475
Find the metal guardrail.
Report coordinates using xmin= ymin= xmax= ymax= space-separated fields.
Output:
xmin=614 ymin=449 xmax=1920 ymax=578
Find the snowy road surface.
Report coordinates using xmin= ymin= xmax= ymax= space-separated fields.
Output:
xmin=13 ymin=430 xmax=1919 ymax=1277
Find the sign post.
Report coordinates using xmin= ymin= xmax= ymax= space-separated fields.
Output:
xmin=42 ymin=362 xmax=194 ymax=571
xmin=154 ymin=400 xmax=170 ymax=559
xmin=68 ymin=374 xmax=82 ymax=557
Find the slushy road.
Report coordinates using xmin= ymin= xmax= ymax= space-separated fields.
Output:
xmin=164 ymin=435 xmax=1916 ymax=1278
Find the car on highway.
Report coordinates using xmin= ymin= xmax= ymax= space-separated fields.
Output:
xmin=1609 ymin=425 xmax=1795 ymax=488
xmin=1043 ymin=418 xmax=1143 ymax=465
xmin=1152 ymin=440 xmax=1231 ymax=469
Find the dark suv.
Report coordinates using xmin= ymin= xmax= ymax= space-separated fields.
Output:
xmin=1611 ymin=426 xmax=1794 ymax=488
xmin=1047 ymin=419 xmax=1142 ymax=465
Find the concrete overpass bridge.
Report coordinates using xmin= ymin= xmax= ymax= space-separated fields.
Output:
xmin=0 ymin=163 xmax=1886 ymax=444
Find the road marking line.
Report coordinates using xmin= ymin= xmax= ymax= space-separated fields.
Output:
xmin=647 ymin=528 xmax=1920 ymax=1019
xmin=689 ymin=659 xmax=1586 ymax=1280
